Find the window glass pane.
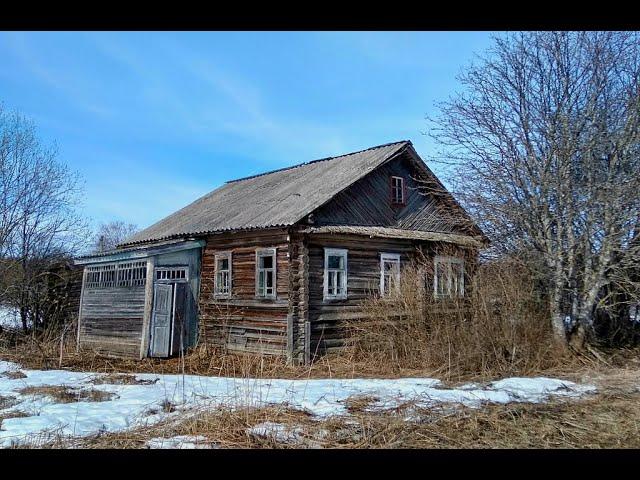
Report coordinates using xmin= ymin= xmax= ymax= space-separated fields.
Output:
xmin=328 ymin=255 xmax=343 ymax=270
xmin=260 ymin=254 xmax=273 ymax=269
xmin=218 ymin=258 xmax=229 ymax=271
xmin=266 ymin=271 xmax=273 ymax=288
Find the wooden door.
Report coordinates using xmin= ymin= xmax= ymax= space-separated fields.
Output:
xmin=150 ymin=283 xmax=173 ymax=357
xmin=171 ymin=282 xmax=188 ymax=356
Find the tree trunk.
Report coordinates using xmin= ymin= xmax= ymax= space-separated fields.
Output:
xmin=20 ymin=305 xmax=28 ymax=333
xmin=549 ymin=295 xmax=568 ymax=346
xmin=549 ymin=272 xmax=569 ymax=346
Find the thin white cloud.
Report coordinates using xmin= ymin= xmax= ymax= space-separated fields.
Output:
xmin=1 ymin=32 xmax=116 ymax=118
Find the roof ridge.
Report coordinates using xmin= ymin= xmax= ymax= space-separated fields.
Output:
xmin=226 ymin=139 xmax=411 ymax=184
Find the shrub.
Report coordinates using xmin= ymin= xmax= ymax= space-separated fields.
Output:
xmin=347 ymin=256 xmax=570 ymax=381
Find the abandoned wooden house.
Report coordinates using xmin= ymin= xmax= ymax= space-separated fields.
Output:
xmin=74 ymin=140 xmax=486 ymax=363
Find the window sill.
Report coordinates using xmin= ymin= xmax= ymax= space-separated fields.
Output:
xmin=213 ymin=294 xmax=232 ymax=300
xmin=323 ymin=296 xmax=348 ymax=302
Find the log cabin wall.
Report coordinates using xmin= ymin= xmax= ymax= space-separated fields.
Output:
xmin=287 ymin=229 xmax=309 ymax=364
xmin=305 ymin=234 xmax=478 ymax=359
xmin=306 ymin=233 xmax=417 ymax=357
xmin=198 ymin=228 xmax=291 ymax=355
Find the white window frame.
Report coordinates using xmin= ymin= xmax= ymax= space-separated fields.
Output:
xmin=214 ymin=252 xmax=232 ymax=298
xmin=434 ymin=255 xmax=465 ymax=299
xmin=86 ymin=261 xmax=147 ymax=289
xmin=391 ymin=176 xmax=405 ymax=204
xmin=255 ymin=248 xmax=277 ymax=299
xmin=323 ymin=248 xmax=348 ymax=300
xmin=380 ymin=253 xmax=401 ymax=297
xmin=155 ymin=265 xmax=189 ymax=283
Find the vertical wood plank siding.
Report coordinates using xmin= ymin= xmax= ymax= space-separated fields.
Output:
xmin=198 ymin=229 xmax=291 ymax=355
xmin=313 ymin=152 xmax=462 ymax=234
xmin=77 ymin=285 xmax=146 ymax=358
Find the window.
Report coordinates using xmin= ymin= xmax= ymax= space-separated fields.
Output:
xmin=214 ymin=252 xmax=232 ymax=297
xmin=256 ymin=248 xmax=276 ymax=298
xmin=155 ymin=266 xmax=189 ymax=282
xmin=434 ymin=256 xmax=465 ymax=298
xmin=86 ymin=261 xmax=146 ymax=289
xmin=324 ymin=248 xmax=348 ymax=300
xmin=380 ymin=253 xmax=401 ymax=296
xmin=391 ymin=176 xmax=405 ymax=205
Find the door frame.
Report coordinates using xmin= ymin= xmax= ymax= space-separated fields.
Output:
xmin=149 ymin=265 xmax=190 ymax=358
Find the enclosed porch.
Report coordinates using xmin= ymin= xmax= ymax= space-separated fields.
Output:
xmin=75 ymin=239 xmax=204 ymax=359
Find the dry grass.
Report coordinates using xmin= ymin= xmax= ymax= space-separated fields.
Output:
xmin=1 ymin=370 xmax=27 ymax=380
xmin=17 ymin=385 xmax=115 ymax=403
xmin=41 ymin=406 xmax=317 ymax=449
xmin=25 ymin=387 xmax=640 ymax=449
xmin=345 ymin=256 xmax=577 ymax=382
xmin=90 ymin=373 xmax=157 ymax=386
xmin=0 ymin=255 xmax=632 ymax=386
xmin=344 ymin=395 xmax=380 ymax=414
xmin=0 ymin=395 xmax=29 ymax=430
xmin=0 ymin=395 xmax=18 ymax=410
xmin=0 ymin=322 xmax=628 ymax=387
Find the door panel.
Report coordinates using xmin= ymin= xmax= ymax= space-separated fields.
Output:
xmin=171 ymin=283 xmax=188 ymax=355
xmin=151 ymin=283 xmax=173 ymax=357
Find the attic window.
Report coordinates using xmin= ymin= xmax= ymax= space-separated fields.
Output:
xmin=391 ymin=176 xmax=405 ymax=205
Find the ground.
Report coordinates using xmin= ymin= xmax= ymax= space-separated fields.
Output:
xmin=1 ymin=357 xmax=639 ymax=448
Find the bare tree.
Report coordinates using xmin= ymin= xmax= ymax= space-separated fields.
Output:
xmin=0 ymin=105 xmax=86 ymax=331
xmin=429 ymin=32 xmax=640 ymax=347
xmin=91 ymin=220 xmax=139 ymax=253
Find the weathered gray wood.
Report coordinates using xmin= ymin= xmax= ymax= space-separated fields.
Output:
xmin=150 ymin=283 xmax=172 ymax=358
xmin=76 ymin=267 xmax=88 ymax=351
xmin=139 ymin=256 xmax=156 ymax=359
xmin=171 ymin=282 xmax=188 ymax=356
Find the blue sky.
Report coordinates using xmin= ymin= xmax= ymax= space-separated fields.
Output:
xmin=0 ymin=31 xmax=495 ymax=230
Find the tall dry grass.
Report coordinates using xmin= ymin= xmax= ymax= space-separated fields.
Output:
xmin=345 ymin=256 xmax=572 ymax=381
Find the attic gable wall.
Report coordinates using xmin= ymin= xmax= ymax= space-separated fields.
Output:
xmin=311 ymin=152 xmax=470 ymax=235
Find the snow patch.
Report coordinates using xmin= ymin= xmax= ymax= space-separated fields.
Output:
xmin=146 ymin=435 xmax=213 ymax=449
xmin=0 ymin=307 xmax=20 ymax=329
xmin=248 ymin=422 xmax=305 ymax=443
xmin=0 ymin=360 xmax=596 ymax=448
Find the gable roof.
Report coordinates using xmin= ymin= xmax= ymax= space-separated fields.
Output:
xmin=122 ymin=141 xmax=412 ymax=246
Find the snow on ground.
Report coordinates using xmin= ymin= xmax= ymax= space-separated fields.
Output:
xmin=0 ymin=306 xmax=20 ymax=329
xmin=146 ymin=435 xmax=213 ymax=449
xmin=0 ymin=359 xmax=596 ymax=448
xmin=248 ymin=422 xmax=306 ymax=443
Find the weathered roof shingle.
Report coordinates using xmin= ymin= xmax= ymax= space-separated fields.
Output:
xmin=122 ymin=141 xmax=411 ymax=246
